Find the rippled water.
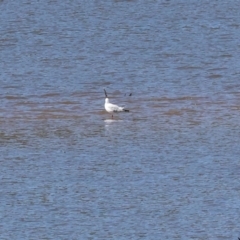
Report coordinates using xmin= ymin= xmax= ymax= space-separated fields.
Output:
xmin=1 ymin=0 xmax=240 ymax=239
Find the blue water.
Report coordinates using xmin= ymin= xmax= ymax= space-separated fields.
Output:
xmin=1 ymin=0 xmax=240 ymax=239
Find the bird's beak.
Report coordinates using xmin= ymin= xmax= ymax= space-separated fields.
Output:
xmin=104 ymin=89 xmax=108 ymax=98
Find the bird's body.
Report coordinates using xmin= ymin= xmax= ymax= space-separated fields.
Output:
xmin=104 ymin=98 xmax=129 ymax=118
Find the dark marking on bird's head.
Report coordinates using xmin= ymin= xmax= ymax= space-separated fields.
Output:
xmin=104 ymin=89 xmax=108 ymax=98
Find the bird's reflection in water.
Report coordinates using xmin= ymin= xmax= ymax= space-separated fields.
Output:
xmin=104 ymin=119 xmax=123 ymax=124
xmin=104 ymin=119 xmax=124 ymax=131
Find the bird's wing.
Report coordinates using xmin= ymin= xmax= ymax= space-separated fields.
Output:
xmin=107 ymin=103 xmax=123 ymax=112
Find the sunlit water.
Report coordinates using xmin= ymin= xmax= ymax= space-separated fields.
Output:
xmin=1 ymin=0 xmax=240 ymax=239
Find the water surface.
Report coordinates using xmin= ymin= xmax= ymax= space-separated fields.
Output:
xmin=1 ymin=0 xmax=240 ymax=239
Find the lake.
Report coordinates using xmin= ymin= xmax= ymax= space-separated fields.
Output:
xmin=1 ymin=0 xmax=240 ymax=239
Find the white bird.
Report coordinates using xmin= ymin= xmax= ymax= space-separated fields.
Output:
xmin=104 ymin=89 xmax=129 ymax=118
